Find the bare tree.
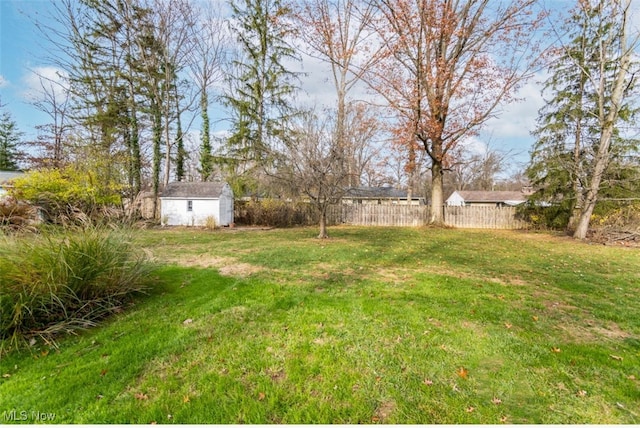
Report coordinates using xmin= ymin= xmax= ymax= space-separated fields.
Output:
xmin=447 ymin=143 xmax=511 ymax=191
xmin=295 ymin=0 xmax=378 ymax=187
xmin=277 ymin=110 xmax=350 ymax=238
xmin=29 ymin=71 xmax=72 ymax=168
xmin=188 ymin=1 xmax=229 ymax=181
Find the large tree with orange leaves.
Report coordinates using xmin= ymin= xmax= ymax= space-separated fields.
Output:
xmin=368 ymin=0 xmax=543 ymax=223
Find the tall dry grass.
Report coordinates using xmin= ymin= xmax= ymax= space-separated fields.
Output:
xmin=0 ymin=227 xmax=155 ymax=352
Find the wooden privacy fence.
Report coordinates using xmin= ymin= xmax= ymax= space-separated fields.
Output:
xmin=443 ymin=206 xmax=528 ymax=229
xmin=327 ymin=204 xmax=528 ymax=229
xmin=327 ymin=204 xmax=428 ymax=227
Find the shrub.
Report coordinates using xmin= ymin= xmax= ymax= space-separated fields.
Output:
xmin=0 ymin=227 xmax=155 ymax=352
xmin=517 ymin=203 xmax=571 ymax=230
xmin=205 ymin=216 xmax=217 ymax=230
xmin=9 ymin=167 xmax=124 ymax=226
xmin=234 ymin=199 xmax=319 ymax=227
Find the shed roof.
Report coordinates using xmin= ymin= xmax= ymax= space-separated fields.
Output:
xmin=160 ymin=182 xmax=228 ymax=199
xmin=344 ymin=186 xmax=411 ymax=199
xmin=454 ymin=190 xmax=527 ymax=203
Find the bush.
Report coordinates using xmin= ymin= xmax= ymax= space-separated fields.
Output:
xmin=9 ymin=167 xmax=124 ymax=226
xmin=0 ymin=227 xmax=155 ymax=352
xmin=517 ymin=203 xmax=571 ymax=230
xmin=234 ymin=199 xmax=319 ymax=227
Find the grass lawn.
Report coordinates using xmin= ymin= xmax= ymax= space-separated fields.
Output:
xmin=1 ymin=226 xmax=639 ymax=424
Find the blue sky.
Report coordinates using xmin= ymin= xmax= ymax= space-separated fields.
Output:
xmin=0 ymin=0 xmax=595 ymax=174
xmin=0 ymin=0 xmax=52 ymax=140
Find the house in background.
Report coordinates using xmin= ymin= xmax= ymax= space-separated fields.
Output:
xmin=342 ymin=186 xmax=424 ymax=206
xmin=446 ymin=190 xmax=529 ymax=207
xmin=0 ymin=171 xmax=25 ymax=198
xmin=160 ymin=182 xmax=234 ymax=227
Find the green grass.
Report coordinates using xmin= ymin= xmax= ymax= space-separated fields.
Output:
xmin=1 ymin=226 xmax=639 ymax=424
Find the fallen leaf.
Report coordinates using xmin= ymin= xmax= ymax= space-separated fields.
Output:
xmin=465 ymin=406 xmax=475 ymax=413
xmin=504 ymin=323 xmax=512 ymax=329
xmin=183 ymin=395 xmax=190 ymax=403
xmin=457 ymin=367 xmax=469 ymax=379
xmin=576 ymin=390 xmax=587 ymax=397
xmin=492 ymin=397 xmax=502 ymax=405
xmin=551 ymin=347 xmax=561 ymax=353
xmin=183 ymin=318 xmax=193 ymax=325
xmin=371 ymin=416 xmax=380 ymax=423
xmin=628 ymin=375 xmax=636 ymax=380
xmin=610 ymin=354 xmax=623 ymax=361
xmin=500 ymin=415 xmax=508 ymax=423
xmin=2 ymin=373 xmax=11 ymax=378
xmin=96 ymin=394 xmax=104 ymax=400
xmin=100 ymin=369 xmax=108 ymax=377
xmin=150 ymin=421 xmax=157 ymax=425
xmin=422 ymin=379 xmax=433 ymax=386
xmin=135 ymin=393 xmax=149 ymax=400
xmin=41 ymin=350 xmax=49 ymax=357
xmin=532 ymin=316 xmax=539 ymax=322
xmin=258 ymin=392 xmax=266 ymax=401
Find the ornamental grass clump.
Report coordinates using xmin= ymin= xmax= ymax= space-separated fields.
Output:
xmin=0 ymin=228 xmax=155 ymax=352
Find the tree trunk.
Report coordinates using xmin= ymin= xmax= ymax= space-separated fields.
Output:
xmin=430 ymin=160 xmax=444 ymax=224
xmin=573 ymin=127 xmax=614 ymax=239
xmin=317 ymin=205 xmax=329 ymax=239
xmin=151 ymin=103 xmax=162 ymax=219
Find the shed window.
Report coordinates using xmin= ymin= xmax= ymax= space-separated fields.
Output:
xmin=187 ymin=200 xmax=193 ymax=211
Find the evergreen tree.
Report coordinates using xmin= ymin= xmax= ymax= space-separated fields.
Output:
xmin=0 ymin=109 xmax=23 ymax=171
xmin=527 ymin=0 xmax=638 ymax=234
xmin=223 ymin=0 xmax=300 ymax=193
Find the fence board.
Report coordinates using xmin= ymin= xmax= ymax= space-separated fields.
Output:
xmin=328 ymin=204 xmax=527 ymax=229
xmin=444 ymin=206 xmax=527 ymax=229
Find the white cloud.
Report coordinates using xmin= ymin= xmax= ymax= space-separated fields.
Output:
xmin=460 ymin=136 xmax=489 ymax=156
xmin=21 ymin=66 xmax=68 ymax=102
xmin=0 ymin=75 xmax=8 ymax=88
xmin=484 ymin=76 xmax=546 ymax=139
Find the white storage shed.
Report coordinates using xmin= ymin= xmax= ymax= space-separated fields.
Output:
xmin=160 ymin=182 xmax=234 ymax=227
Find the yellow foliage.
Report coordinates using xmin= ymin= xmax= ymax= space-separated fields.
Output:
xmin=9 ymin=167 xmax=122 ymax=206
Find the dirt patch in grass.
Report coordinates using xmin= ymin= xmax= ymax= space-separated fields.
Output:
xmin=559 ymin=320 xmax=633 ymax=344
xmin=373 ymin=399 xmax=397 ymax=423
xmin=166 ymin=254 xmax=263 ymax=277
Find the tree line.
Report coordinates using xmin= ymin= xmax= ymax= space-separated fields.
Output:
xmin=1 ymin=0 xmax=638 ymax=239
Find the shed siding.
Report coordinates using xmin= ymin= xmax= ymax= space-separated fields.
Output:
xmin=162 ymin=198 xmax=223 ymax=226
xmin=218 ymin=185 xmax=234 ymax=225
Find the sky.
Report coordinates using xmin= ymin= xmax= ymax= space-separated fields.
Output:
xmin=0 ymin=0 xmax=585 ymax=175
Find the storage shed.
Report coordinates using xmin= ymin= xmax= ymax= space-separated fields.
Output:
xmin=160 ymin=182 xmax=234 ymax=227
